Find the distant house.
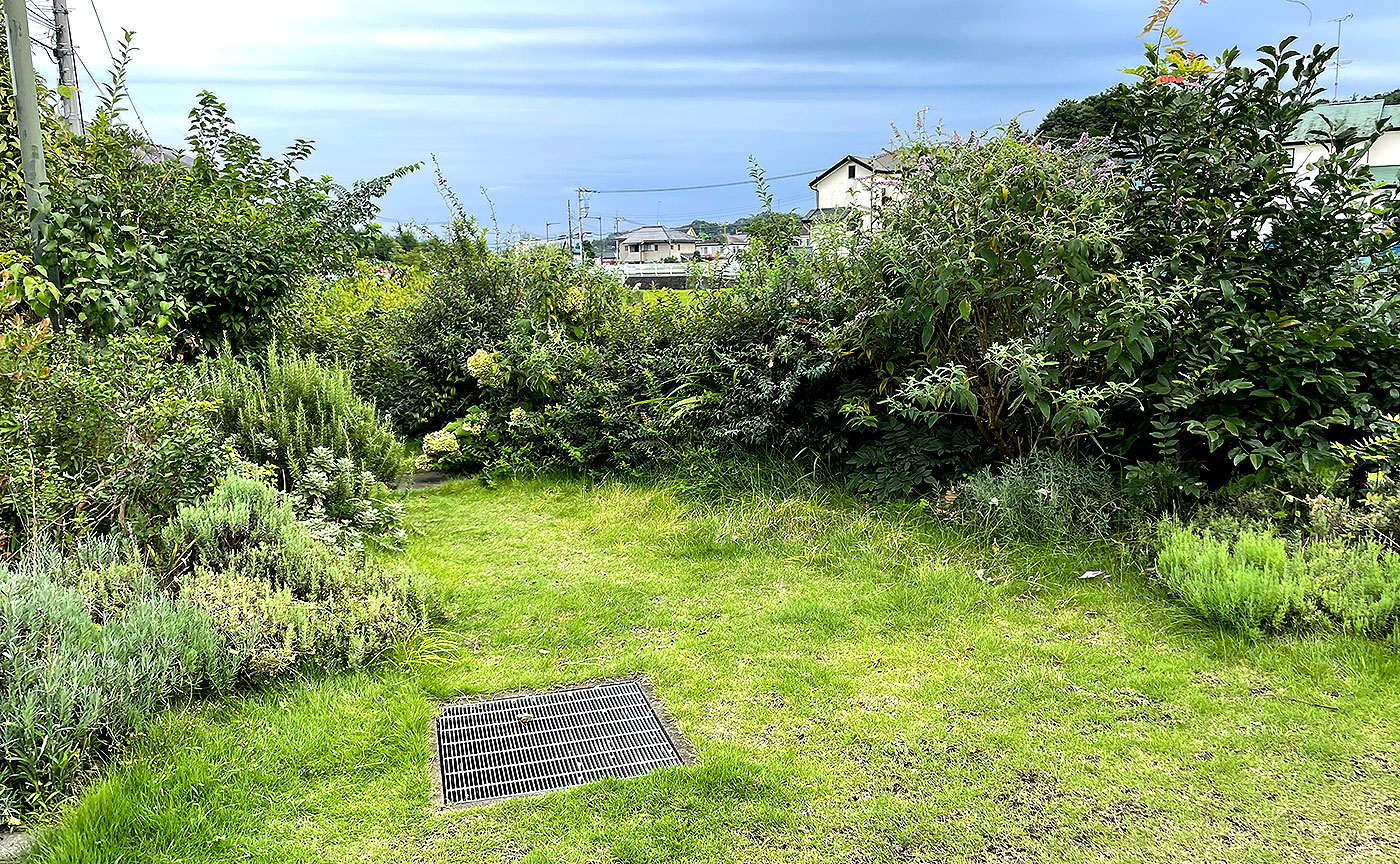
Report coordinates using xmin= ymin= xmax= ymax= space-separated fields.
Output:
xmin=518 ymin=236 xmax=571 ymax=252
xmin=695 ymin=233 xmax=749 ymax=260
xmin=807 ymin=153 xmax=901 ymax=228
xmin=616 ymin=226 xmax=699 ymax=263
xmin=1285 ymin=98 xmax=1400 ymax=188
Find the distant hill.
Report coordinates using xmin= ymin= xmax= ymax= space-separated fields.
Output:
xmin=679 ymin=216 xmax=759 ymax=241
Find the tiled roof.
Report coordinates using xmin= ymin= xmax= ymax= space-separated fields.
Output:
xmin=1369 ymin=164 xmax=1399 ymax=188
xmin=1289 ymin=99 xmax=1398 ymax=142
xmin=803 ymin=206 xmax=856 ymax=222
xmin=619 ymin=226 xmax=698 ymax=244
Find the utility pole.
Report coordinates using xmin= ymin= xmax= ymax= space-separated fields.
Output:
xmin=576 ymin=188 xmax=596 ymax=265
xmin=566 ymin=199 xmax=574 ymax=266
xmin=51 ymin=0 xmax=81 ymax=135
xmin=3 ymin=0 xmax=51 ymax=258
xmin=545 ymin=222 xmax=553 ymax=244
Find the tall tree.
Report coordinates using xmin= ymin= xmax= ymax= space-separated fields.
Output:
xmin=1034 ymin=90 xmax=1126 ymax=143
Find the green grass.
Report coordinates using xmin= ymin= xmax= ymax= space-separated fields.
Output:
xmin=27 ymin=475 xmax=1400 ymax=863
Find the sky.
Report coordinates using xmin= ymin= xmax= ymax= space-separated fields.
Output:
xmin=20 ymin=0 xmax=1400 ymax=241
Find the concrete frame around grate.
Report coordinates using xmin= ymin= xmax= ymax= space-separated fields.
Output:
xmin=428 ymin=675 xmax=695 ymax=809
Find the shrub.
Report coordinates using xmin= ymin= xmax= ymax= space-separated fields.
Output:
xmin=290 ymin=447 xmax=407 ymax=553
xmin=834 ymin=127 xmax=1153 ymax=461
xmin=0 ymin=541 xmax=236 ymax=819
xmin=0 ymin=326 xmax=232 ymax=550
xmin=941 ymin=451 xmax=1133 ymax=541
xmin=161 ymin=474 xmax=428 ymax=678
xmin=273 ymin=260 xmax=427 ymax=380
xmin=1156 ymin=523 xmax=1400 ymax=641
xmin=205 ymin=344 xmax=406 ymax=490
xmin=1111 ymin=39 xmax=1400 ymax=473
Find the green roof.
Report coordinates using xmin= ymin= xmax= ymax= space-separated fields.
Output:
xmin=1289 ymin=99 xmax=1397 ymax=143
xmin=1369 ymin=165 xmax=1399 ymax=188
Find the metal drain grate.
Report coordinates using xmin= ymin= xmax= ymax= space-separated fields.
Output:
xmin=432 ymin=677 xmax=691 ymax=807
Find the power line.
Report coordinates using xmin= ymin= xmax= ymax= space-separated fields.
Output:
xmin=618 ymin=191 xmax=811 ymax=227
xmin=79 ymin=0 xmax=155 ymax=141
xmin=589 ymin=168 xmax=820 ymax=195
xmin=86 ymin=0 xmax=110 ymax=56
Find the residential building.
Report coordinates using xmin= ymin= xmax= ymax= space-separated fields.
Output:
xmin=806 ymin=153 xmax=901 ymax=229
xmin=1285 ymin=98 xmax=1400 ymax=188
xmin=616 ymin=226 xmax=700 ymax=263
xmin=695 ymin=233 xmax=749 ymax=260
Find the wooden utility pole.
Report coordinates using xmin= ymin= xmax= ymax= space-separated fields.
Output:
xmin=51 ymin=0 xmax=80 ymax=135
xmin=4 ymin=0 xmax=51 ymax=257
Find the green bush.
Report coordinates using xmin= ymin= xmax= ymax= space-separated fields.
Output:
xmin=162 ymin=474 xmax=428 ymax=679
xmin=1156 ymin=523 xmax=1400 ymax=641
xmin=205 ymin=343 xmax=406 ymax=489
xmin=0 ymin=471 xmax=427 ymax=822
xmin=0 ymin=325 xmax=232 ymax=550
xmin=290 ymin=447 xmax=407 ymax=553
xmin=0 ymin=541 xmax=236 ymax=819
xmin=835 ymin=129 xmax=1150 ymax=461
xmin=1111 ymin=39 xmax=1400 ymax=472
xmin=942 ymin=451 xmax=1133 ymax=541
xmin=273 ymin=260 xmax=426 ymax=381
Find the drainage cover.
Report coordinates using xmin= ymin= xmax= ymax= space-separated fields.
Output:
xmin=433 ymin=677 xmax=691 ymax=807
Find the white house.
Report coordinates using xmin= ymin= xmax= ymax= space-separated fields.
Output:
xmin=695 ymin=233 xmax=749 ymax=260
xmin=616 ymin=226 xmax=699 ymax=263
xmin=1285 ymin=98 xmax=1400 ymax=188
xmin=806 ymin=153 xmax=901 ymax=229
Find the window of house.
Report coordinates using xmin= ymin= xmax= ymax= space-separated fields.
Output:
xmin=848 ymin=164 xmax=857 ymax=179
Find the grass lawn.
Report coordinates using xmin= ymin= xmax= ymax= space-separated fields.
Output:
xmin=29 ymin=475 xmax=1400 ymax=863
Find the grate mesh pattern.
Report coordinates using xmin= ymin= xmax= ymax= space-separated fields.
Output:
xmin=435 ymin=679 xmax=685 ymax=806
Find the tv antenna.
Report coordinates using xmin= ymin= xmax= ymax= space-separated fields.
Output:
xmin=1330 ymin=13 xmax=1353 ymax=100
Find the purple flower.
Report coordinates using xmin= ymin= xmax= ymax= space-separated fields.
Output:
xmin=1007 ymin=164 xmax=1025 ymax=176
xmin=1070 ymin=131 xmax=1092 ymax=151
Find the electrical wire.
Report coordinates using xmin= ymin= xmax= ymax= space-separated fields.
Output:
xmin=618 ymin=191 xmax=811 ymax=227
xmin=80 ymin=0 xmax=157 ymax=142
xmin=25 ymin=3 xmax=55 ymax=28
xmin=86 ymin=0 xmax=112 ymax=57
xmin=589 ymin=168 xmax=821 ymax=194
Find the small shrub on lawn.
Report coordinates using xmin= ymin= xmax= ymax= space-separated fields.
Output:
xmin=162 ymin=473 xmax=429 ymax=678
xmin=290 ymin=447 xmax=407 ymax=553
xmin=205 ymin=342 xmax=407 ymax=489
xmin=942 ymin=451 xmax=1134 ymax=541
xmin=1156 ymin=523 xmax=1400 ymax=641
xmin=0 ymin=541 xmax=236 ymax=820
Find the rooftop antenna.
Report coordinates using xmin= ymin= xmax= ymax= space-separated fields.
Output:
xmin=1330 ymin=13 xmax=1353 ymax=101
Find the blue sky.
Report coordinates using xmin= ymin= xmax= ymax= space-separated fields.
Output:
xmin=27 ymin=0 xmax=1400 ymax=240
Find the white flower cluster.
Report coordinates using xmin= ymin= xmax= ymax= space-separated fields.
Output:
xmin=467 ymin=348 xmax=507 ymax=389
